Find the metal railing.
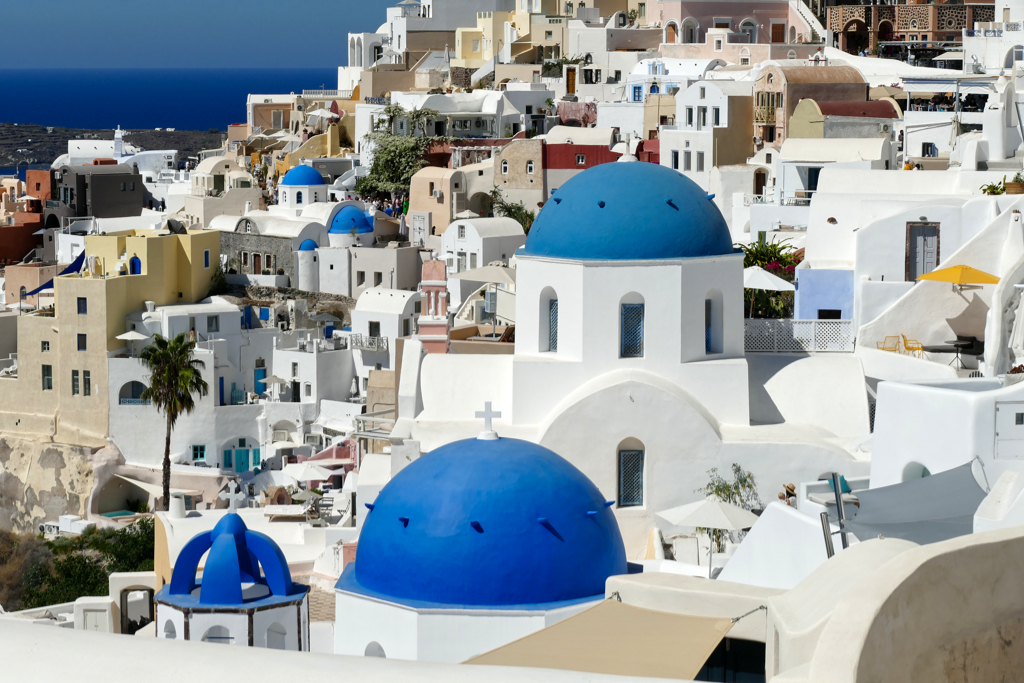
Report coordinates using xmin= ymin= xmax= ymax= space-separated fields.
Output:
xmin=745 ymin=319 xmax=855 ymax=353
xmin=119 ymin=398 xmax=151 ymax=406
xmin=303 ymin=89 xmax=353 ymax=99
xmin=754 ymin=105 xmax=777 ymax=123
xmin=350 ymin=334 xmax=389 ymax=352
xmin=743 ymin=194 xmax=769 ymax=206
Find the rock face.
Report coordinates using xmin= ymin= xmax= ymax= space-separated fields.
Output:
xmin=0 ymin=437 xmax=116 ymax=534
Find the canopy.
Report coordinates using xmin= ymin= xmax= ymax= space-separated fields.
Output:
xmin=465 ymin=600 xmax=732 ymax=679
xmin=448 ymin=265 xmax=516 ymax=285
xmin=263 ymin=375 xmax=289 ymax=385
xmin=656 ymin=499 xmax=760 ymax=531
xmin=113 ymin=474 xmax=201 ymax=499
xmin=7 ymin=302 xmax=35 ymax=311
xmin=917 ymin=264 xmax=999 ymax=286
xmin=283 ymin=462 xmax=335 ymax=482
xmin=743 ymin=265 xmax=795 ymax=292
xmin=843 ymin=462 xmax=987 ymax=545
xmin=935 ymin=51 xmax=964 ymax=61
xmin=26 ymin=250 xmax=87 ymax=297
xmin=454 ymin=209 xmax=479 ymax=219
xmin=310 ymin=312 xmax=340 ymax=323
xmin=306 ymin=108 xmax=340 ymax=119
xmin=116 ymin=330 xmax=151 ymax=341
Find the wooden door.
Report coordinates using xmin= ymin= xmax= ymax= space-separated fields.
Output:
xmin=772 ymin=23 xmax=785 ymax=43
xmin=253 ymin=253 xmax=262 ymax=274
xmin=567 ymin=68 xmax=576 ymax=95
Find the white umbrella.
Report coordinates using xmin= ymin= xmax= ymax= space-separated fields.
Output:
xmin=656 ymin=499 xmax=760 ymax=578
xmin=454 ymin=209 xmax=479 ymax=219
xmin=448 ymin=264 xmax=516 ymax=285
xmin=116 ymin=330 xmax=151 ymax=357
xmin=263 ymin=375 xmax=289 ymax=385
xmin=283 ymin=462 xmax=335 ymax=484
xmin=306 ymin=108 xmax=340 ymax=120
xmin=398 ymin=214 xmax=408 ymax=236
xmin=743 ymin=265 xmax=795 ymax=292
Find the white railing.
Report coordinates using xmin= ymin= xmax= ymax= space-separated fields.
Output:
xmin=350 ymin=334 xmax=389 ymax=352
xmin=743 ymin=194 xmax=769 ymax=206
xmin=745 ymin=319 xmax=855 ymax=352
xmin=303 ymin=89 xmax=353 ymax=99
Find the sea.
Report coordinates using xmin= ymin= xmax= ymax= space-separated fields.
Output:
xmin=0 ymin=67 xmax=340 ymax=179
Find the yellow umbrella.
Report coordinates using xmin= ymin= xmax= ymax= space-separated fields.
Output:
xmin=916 ymin=265 xmax=1000 ymax=286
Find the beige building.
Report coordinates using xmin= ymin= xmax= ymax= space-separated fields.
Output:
xmin=408 ymin=162 xmax=495 ymax=236
xmin=0 ymin=230 xmax=219 ymax=447
xmin=453 ymin=11 xmax=515 ymax=70
xmin=5 ymin=262 xmax=58 ymax=308
xmin=183 ymin=156 xmax=261 ymax=229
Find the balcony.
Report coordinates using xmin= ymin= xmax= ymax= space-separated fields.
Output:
xmin=745 ymin=319 xmax=854 ymax=353
xmin=119 ymin=398 xmax=152 ymax=406
xmin=302 ymin=89 xmax=353 ymax=99
xmin=754 ymin=106 xmax=776 ymax=124
xmin=350 ymin=334 xmax=389 ymax=352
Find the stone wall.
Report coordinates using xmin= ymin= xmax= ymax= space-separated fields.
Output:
xmin=0 ymin=436 xmax=120 ymax=535
xmin=449 ymin=67 xmax=473 ymax=89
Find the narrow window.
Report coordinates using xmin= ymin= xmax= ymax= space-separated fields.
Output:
xmin=83 ymin=370 xmax=91 ymax=396
xmin=224 ymin=450 xmax=233 ymax=468
xmin=77 ymin=297 xmax=87 ymax=315
xmin=705 ymin=299 xmax=713 ymax=354
xmin=458 ymin=225 xmax=466 ymax=239
xmin=713 ymin=107 xmax=721 ymax=126
xmin=683 ymin=151 xmax=692 ymax=171
xmin=374 ymin=272 xmax=383 ymax=286
xmin=72 ymin=370 xmax=80 ymax=396
xmin=369 ymin=321 xmax=381 ymax=338
xmin=697 ymin=152 xmax=705 ymax=172
xmin=204 ymin=249 xmax=210 ymax=269
xmin=42 ymin=365 xmax=52 ymax=390
xmin=549 ymin=299 xmax=559 ymax=351
xmin=620 ymin=303 xmax=644 ymax=358
xmin=501 ymin=160 xmax=509 ymax=174
xmin=527 ymin=160 xmax=535 ymax=174
xmin=686 ymin=107 xmax=694 ymax=126
xmin=41 ymin=341 xmax=49 ymax=352
xmin=291 ymin=362 xmax=298 ymax=378
xmin=671 ymin=150 xmax=679 ymax=170
xmin=207 ymin=315 xmax=219 ymax=333
xmin=296 ymin=191 xmax=303 ymax=204
xmin=77 ymin=334 xmax=87 ymax=351
xmin=357 ymin=271 xmax=365 ymax=285
xmin=305 ymin=383 xmax=312 ymax=397
xmin=618 ymin=449 xmax=644 ymax=506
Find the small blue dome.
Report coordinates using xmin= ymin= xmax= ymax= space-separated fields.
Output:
xmin=157 ymin=512 xmax=306 ymax=608
xmin=337 ymin=437 xmax=627 ymax=609
xmin=525 ymin=162 xmax=734 ymax=260
xmin=330 ymin=205 xmax=374 ymax=234
xmin=281 ymin=165 xmax=326 ymax=186
xmin=298 ymin=239 xmax=318 ymax=251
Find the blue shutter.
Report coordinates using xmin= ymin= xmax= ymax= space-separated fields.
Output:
xmin=620 ymin=304 xmax=644 ymax=358
xmin=618 ymin=450 xmax=644 ymax=507
xmin=549 ymin=299 xmax=559 ymax=352
xmin=223 ymin=450 xmax=232 ymax=468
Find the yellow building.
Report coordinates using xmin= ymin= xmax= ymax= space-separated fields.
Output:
xmin=453 ymin=11 xmax=515 ymax=70
xmin=0 ymin=229 xmax=220 ymax=447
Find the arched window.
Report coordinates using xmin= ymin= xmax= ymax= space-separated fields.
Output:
xmin=739 ymin=47 xmax=751 ymax=66
xmin=526 ymin=160 xmax=534 ymax=174
xmin=365 ymin=641 xmax=387 ymax=658
xmin=650 ymin=83 xmax=660 ymax=94
xmin=501 ymin=160 xmax=509 ymax=175
xmin=739 ymin=19 xmax=757 ymax=43
xmin=620 ymin=293 xmax=645 ymax=358
xmin=266 ymin=622 xmax=287 ymax=650
xmin=787 ymin=49 xmax=798 ymax=59
xmin=540 ymin=286 xmax=558 ymax=352
xmin=202 ymin=625 xmax=233 ymax=645
xmin=617 ymin=437 xmax=645 ymax=507
xmin=281 ymin=191 xmax=287 ymax=203
xmin=296 ymin=191 xmax=303 ymax=204
xmin=129 ymin=256 xmax=141 ymax=275
xmin=119 ymin=381 xmax=149 ymax=405
xmin=682 ymin=18 xmax=698 ymax=44
xmin=704 ymin=288 xmax=723 ymax=354
xmin=19 ymin=286 xmax=26 ymax=301
xmin=163 ymin=620 xmax=176 ymax=639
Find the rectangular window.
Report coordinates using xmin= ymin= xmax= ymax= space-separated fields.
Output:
xmin=357 ymin=271 xmax=365 ymax=285
xmin=83 ymin=370 xmax=91 ymax=396
xmin=686 ymin=107 xmax=694 ymax=126
xmin=72 ymin=370 xmax=80 ymax=396
xmin=41 ymin=341 xmax=49 ymax=352
xmin=470 ymin=253 xmax=477 ymax=269
xmin=620 ymin=303 xmax=644 ymax=358
xmin=614 ymin=70 xmax=621 ymax=82
xmin=697 ymin=152 xmax=705 ymax=172
xmin=369 ymin=321 xmax=381 ymax=338
xmin=192 ymin=445 xmax=206 ymax=461
xmin=374 ymin=272 xmax=383 ymax=286
xmin=699 ymin=107 xmax=707 ymax=128
xmin=683 ymin=151 xmax=692 ymax=171
xmin=713 ymin=107 xmax=721 ymax=126
xmin=458 ymin=252 xmax=467 ymax=271
xmin=77 ymin=297 xmax=87 ymax=315
xmin=305 ymin=384 xmax=312 ymax=397
xmin=618 ymin=450 xmax=644 ymax=507
xmin=671 ymin=150 xmax=679 ymax=170
xmin=42 ymin=365 xmax=52 ymax=391
xmin=291 ymin=362 xmax=298 ymax=378
xmin=129 ymin=182 xmax=136 ymax=191
xmin=576 ymin=154 xmax=586 ymax=165
xmin=224 ymin=450 xmax=233 ymax=468
xmin=699 ymin=87 xmax=706 ymax=99
xmin=714 ymin=39 xmax=723 ymax=51
xmin=77 ymin=334 xmax=87 ymax=351
xmin=632 ymin=85 xmax=643 ymax=102
xmin=549 ymin=299 xmax=558 ymax=351
xmin=242 ymin=252 xmax=249 ymax=268
xmin=204 ymin=249 xmax=210 ymax=269
xmin=120 ymin=182 xmax=126 ymax=191
xmin=458 ymin=225 xmax=466 ymax=239
xmin=545 ymin=30 xmax=553 ymax=39
xmin=265 ymin=254 xmax=273 ymax=271
xmin=207 ymin=315 xmax=219 ymax=333
xmin=638 ymin=2 xmax=645 ymax=17
xmin=403 ymin=318 xmax=411 ymax=336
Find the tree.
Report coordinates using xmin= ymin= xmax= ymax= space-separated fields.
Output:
xmin=695 ymin=464 xmax=764 ymax=551
xmin=489 ymin=186 xmax=536 ymax=233
xmin=140 ymin=334 xmax=209 ymax=510
xmin=736 ymin=238 xmax=802 ymax=318
xmin=356 ymin=103 xmax=444 ymax=201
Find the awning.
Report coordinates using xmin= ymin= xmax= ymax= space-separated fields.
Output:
xmin=936 ymin=51 xmax=964 ymax=60
xmin=464 ymin=600 xmax=732 ymax=679
xmin=113 ymin=474 xmax=201 ymax=499
xmin=842 ymin=462 xmax=987 ymax=545
xmin=25 ymin=250 xmax=86 ymax=297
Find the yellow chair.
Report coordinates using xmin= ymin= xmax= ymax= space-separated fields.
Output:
xmin=876 ymin=336 xmax=900 ymax=353
xmin=901 ymin=334 xmax=924 ymax=358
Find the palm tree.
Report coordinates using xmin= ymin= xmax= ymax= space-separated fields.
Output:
xmin=140 ymin=333 xmax=209 ymax=510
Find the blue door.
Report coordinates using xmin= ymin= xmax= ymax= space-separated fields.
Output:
xmin=219 ymin=376 xmax=224 ymax=406
xmin=254 ymin=368 xmax=266 ymax=395
xmin=223 ymin=450 xmax=233 ymax=469
xmin=235 ymin=449 xmax=249 ymax=472
xmin=253 ymin=448 xmax=261 ymax=467
xmin=129 ymin=257 xmax=141 ymax=275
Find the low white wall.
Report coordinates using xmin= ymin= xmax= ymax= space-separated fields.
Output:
xmin=225 ymin=273 xmax=290 ymax=288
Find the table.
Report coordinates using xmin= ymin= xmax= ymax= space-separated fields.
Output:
xmin=945 ymin=340 xmax=972 ymax=369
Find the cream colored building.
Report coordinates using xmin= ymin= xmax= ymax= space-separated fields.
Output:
xmin=183 ymin=156 xmax=261 ymax=229
xmin=453 ymin=11 xmax=515 ymax=70
xmin=0 ymin=229 xmax=219 ymax=447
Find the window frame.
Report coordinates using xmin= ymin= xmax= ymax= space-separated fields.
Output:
xmin=620 ymin=303 xmax=645 ymax=358
xmin=618 ymin=449 xmax=645 ymax=507
xmin=77 ymin=333 xmax=87 ymax=352
xmin=77 ymin=297 xmax=87 ymax=315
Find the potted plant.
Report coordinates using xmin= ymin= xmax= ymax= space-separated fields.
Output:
xmin=1007 ymin=171 xmax=1024 ymax=195
xmin=980 ymin=177 xmax=1006 ymax=195
xmin=1005 ymin=364 xmax=1024 ymax=386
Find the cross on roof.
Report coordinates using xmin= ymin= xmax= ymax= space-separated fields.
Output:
xmin=475 ymin=401 xmax=501 ymax=440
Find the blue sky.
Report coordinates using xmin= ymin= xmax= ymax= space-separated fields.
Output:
xmin=5 ymin=0 xmax=390 ymax=68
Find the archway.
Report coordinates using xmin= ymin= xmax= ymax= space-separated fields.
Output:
xmin=1005 ymin=45 xmax=1024 ymax=69
xmin=468 ymin=192 xmax=492 ymax=216
xmin=266 ymin=622 xmax=287 ymax=649
xmin=129 ymin=256 xmax=141 ymax=275
xmin=118 ymin=381 xmax=148 ymax=404
xmin=665 ymin=21 xmax=678 ymax=44
xmin=681 ymin=18 xmax=698 ymax=44
xmin=120 ymin=587 xmax=154 ymax=635
xmin=739 ymin=19 xmax=757 ymax=43
xmin=163 ymin=620 xmax=176 ymax=639
xmin=842 ymin=19 xmax=869 ymax=54
xmin=789 ymin=25 xmax=796 ymax=43
xmin=365 ymin=641 xmax=387 ymax=658
xmin=902 ymin=462 xmax=931 ymax=481
xmin=44 ymin=214 xmax=60 ymax=230
xmin=202 ymin=625 xmax=233 ymax=644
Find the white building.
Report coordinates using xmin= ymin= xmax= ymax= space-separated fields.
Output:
xmin=440 ymin=217 xmax=526 ymax=308
xmin=350 ymin=288 xmax=419 ymax=394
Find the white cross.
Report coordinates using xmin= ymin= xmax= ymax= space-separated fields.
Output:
xmin=220 ymin=481 xmax=246 ymax=511
xmin=475 ymin=402 xmax=501 ymax=440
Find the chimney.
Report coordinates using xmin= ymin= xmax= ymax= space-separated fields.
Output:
xmin=244 ymin=201 xmax=252 ymax=214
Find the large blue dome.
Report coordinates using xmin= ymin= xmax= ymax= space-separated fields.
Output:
xmin=281 ymin=165 xmax=326 ymax=186
xmin=524 ymin=162 xmax=734 ymax=260
xmin=338 ymin=437 xmax=627 ymax=609
xmin=330 ymin=205 xmax=373 ymax=234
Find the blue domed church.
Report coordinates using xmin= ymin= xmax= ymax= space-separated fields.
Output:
xmin=334 ymin=431 xmax=628 ymax=662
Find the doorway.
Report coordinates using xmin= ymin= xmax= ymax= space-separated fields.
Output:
xmin=253 ymin=253 xmax=262 ymax=274
xmin=771 ymin=23 xmax=785 ymax=43
xmin=754 ymin=169 xmax=767 ymax=197
xmin=567 ymin=69 xmax=576 ymax=95
xmin=906 ymin=222 xmax=939 ymax=280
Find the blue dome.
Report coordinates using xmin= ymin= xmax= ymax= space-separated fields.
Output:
xmin=281 ymin=165 xmax=326 ymax=186
xmin=298 ymin=239 xmax=318 ymax=251
xmin=330 ymin=205 xmax=374 ymax=234
xmin=337 ymin=437 xmax=627 ymax=609
xmin=524 ymin=162 xmax=734 ymax=260
xmin=157 ymin=513 xmax=306 ymax=608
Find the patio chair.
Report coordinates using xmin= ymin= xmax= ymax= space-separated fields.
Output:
xmin=901 ymin=334 xmax=924 ymax=358
xmin=876 ymin=336 xmax=900 ymax=353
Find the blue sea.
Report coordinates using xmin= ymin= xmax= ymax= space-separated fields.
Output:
xmin=0 ymin=68 xmax=340 ymax=131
